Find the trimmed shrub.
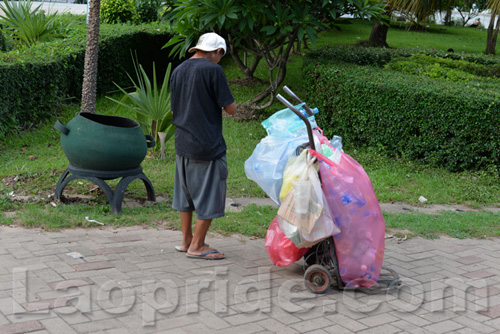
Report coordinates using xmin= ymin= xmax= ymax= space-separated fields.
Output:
xmin=305 ymin=45 xmax=500 ymax=68
xmin=101 ymin=0 xmax=138 ymax=24
xmin=303 ymin=48 xmax=500 ymax=172
xmin=0 ymin=23 xmax=178 ymax=137
xmin=385 ymin=54 xmax=500 ymax=80
xmin=136 ymin=0 xmax=159 ymax=23
xmin=0 ymin=30 xmax=6 ymax=52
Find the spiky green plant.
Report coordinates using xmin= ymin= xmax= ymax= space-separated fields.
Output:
xmin=0 ymin=0 xmax=58 ymax=48
xmin=107 ymin=54 xmax=175 ymax=154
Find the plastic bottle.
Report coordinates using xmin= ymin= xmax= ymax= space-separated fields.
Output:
xmin=321 ymin=144 xmax=334 ymax=159
xmin=329 ymin=135 xmax=343 ymax=152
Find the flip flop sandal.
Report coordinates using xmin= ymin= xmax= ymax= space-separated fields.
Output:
xmin=175 ymin=243 xmax=209 ymax=252
xmin=175 ymin=246 xmax=187 ymax=252
xmin=186 ymin=249 xmax=225 ymax=260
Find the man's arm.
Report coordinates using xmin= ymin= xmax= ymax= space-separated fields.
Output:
xmin=223 ymin=102 xmax=237 ymax=115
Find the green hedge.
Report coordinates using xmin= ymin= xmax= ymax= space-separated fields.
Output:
xmin=305 ymin=45 xmax=500 ymax=68
xmin=304 ymin=46 xmax=500 ymax=172
xmin=0 ymin=23 xmax=177 ymax=137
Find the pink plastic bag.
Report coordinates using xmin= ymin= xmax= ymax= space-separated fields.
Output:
xmin=310 ymin=133 xmax=385 ymax=288
xmin=265 ymin=216 xmax=309 ymax=267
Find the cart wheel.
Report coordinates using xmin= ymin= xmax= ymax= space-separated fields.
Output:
xmin=304 ymin=264 xmax=332 ymax=294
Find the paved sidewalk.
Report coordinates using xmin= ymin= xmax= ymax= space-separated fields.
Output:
xmin=0 ymin=225 xmax=500 ymax=334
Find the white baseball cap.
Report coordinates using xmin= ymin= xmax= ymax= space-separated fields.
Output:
xmin=188 ymin=32 xmax=227 ymax=55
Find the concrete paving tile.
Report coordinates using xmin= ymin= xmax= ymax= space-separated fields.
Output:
xmin=71 ymin=318 xmax=123 ymax=333
xmin=392 ymin=319 xmax=422 ymax=332
xmin=6 ymin=248 xmax=34 ymax=261
xmin=358 ymin=313 xmax=400 ymax=327
xmin=30 ymin=269 xmax=64 ymax=283
xmin=302 ymin=330 xmax=329 ymax=334
xmin=356 ymin=323 xmax=403 ymax=334
xmin=5 ymin=310 xmax=58 ymax=324
xmin=0 ymin=297 xmax=24 ymax=317
xmin=105 ymin=328 xmax=132 ymax=334
xmin=457 ymin=256 xmax=487 ymax=265
xmin=72 ymin=261 xmax=114 ymax=272
xmin=0 ymin=320 xmax=44 ymax=334
xmin=0 ymin=312 xmax=10 ymax=326
xmin=39 ymin=318 xmax=77 ymax=334
xmin=457 ymin=328 xmax=496 ymax=334
xmin=220 ymin=311 xmax=270 ymax=327
xmin=453 ymin=315 xmax=497 ymax=334
xmin=21 ymin=298 xmax=70 ymax=312
xmin=290 ymin=316 xmax=335 ymax=332
xmin=115 ymin=314 xmax=158 ymax=334
xmin=215 ymin=322 xmax=264 ymax=334
xmin=153 ymin=314 xmax=202 ymax=331
xmin=177 ymin=323 xmax=214 ymax=334
xmin=325 ymin=313 xmax=369 ymax=332
xmin=191 ymin=310 xmax=231 ymax=330
xmin=256 ymin=318 xmax=298 ymax=334
xmin=106 ymin=259 xmax=140 ymax=273
xmin=108 ymin=235 xmax=142 ymax=243
xmin=422 ymin=319 xmax=464 ymax=333
xmin=51 ymin=308 xmax=90 ymax=325
xmin=323 ymin=324 xmax=356 ymax=334
xmin=479 ymin=304 xmax=500 ymax=319
xmin=464 ymin=270 xmax=496 ymax=280
xmin=412 ymin=265 xmax=445 ymax=275
xmin=473 ymin=286 xmax=500 ymax=298
xmin=93 ymin=248 xmax=129 ymax=256
xmin=47 ymin=278 xmax=94 ymax=291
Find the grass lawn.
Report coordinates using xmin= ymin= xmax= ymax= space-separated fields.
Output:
xmin=1 ymin=19 xmax=499 ymax=239
xmin=317 ymin=19 xmax=489 ymax=54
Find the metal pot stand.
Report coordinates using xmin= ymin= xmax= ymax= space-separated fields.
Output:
xmin=54 ymin=164 xmax=155 ymax=214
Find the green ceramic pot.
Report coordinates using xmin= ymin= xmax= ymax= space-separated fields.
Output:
xmin=54 ymin=113 xmax=154 ymax=171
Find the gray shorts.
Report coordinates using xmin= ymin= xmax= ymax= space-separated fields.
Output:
xmin=172 ymin=155 xmax=228 ymax=220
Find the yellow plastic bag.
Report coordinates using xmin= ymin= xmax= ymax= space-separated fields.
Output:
xmin=279 ymin=150 xmax=308 ymax=202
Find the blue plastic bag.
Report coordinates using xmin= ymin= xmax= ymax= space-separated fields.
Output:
xmin=261 ymin=103 xmax=318 ymax=138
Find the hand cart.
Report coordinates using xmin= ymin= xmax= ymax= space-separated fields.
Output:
xmin=276 ymin=88 xmax=401 ymax=294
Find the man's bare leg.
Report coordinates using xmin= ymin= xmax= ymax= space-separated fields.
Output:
xmin=187 ymin=218 xmax=224 ymax=259
xmin=179 ymin=211 xmax=193 ymax=251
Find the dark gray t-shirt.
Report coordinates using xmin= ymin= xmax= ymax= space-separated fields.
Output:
xmin=170 ymin=58 xmax=234 ymax=161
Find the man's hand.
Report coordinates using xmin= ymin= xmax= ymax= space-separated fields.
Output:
xmin=223 ymin=102 xmax=237 ymax=115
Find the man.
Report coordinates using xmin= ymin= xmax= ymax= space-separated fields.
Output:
xmin=170 ymin=32 xmax=237 ymax=260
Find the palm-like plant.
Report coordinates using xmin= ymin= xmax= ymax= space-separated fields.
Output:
xmin=0 ymin=0 xmax=58 ymax=48
xmin=486 ymin=0 xmax=500 ymax=54
xmin=107 ymin=55 xmax=175 ymax=158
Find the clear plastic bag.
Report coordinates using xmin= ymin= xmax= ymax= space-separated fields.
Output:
xmin=261 ymin=103 xmax=318 ymax=138
xmin=278 ymin=189 xmax=340 ymax=249
xmin=277 ymin=153 xmax=341 ymax=248
xmin=265 ymin=216 xmax=309 ymax=267
xmin=244 ymin=134 xmax=309 ymax=205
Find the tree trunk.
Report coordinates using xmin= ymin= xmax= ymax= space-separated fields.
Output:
xmin=444 ymin=9 xmax=452 ymax=26
xmin=368 ymin=8 xmax=391 ymax=48
xmin=486 ymin=12 xmax=500 ymax=55
xmin=229 ymin=51 xmax=261 ymax=79
xmin=368 ymin=22 xmax=390 ymax=48
xmin=250 ymin=34 xmax=296 ymax=106
xmin=227 ymin=35 xmax=261 ymax=79
xmin=81 ymin=0 xmax=101 ymax=113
